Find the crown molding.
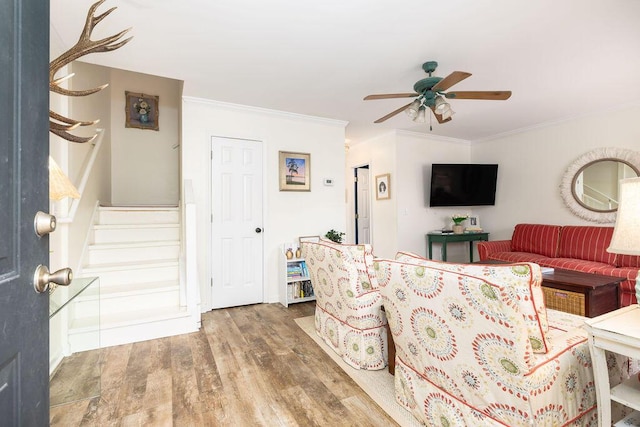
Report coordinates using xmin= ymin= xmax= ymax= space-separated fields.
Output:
xmin=473 ymin=101 xmax=640 ymax=144
xmin=396 ymin=129 xmax=470 ymax=145
xmin=183 ymin=96 xmax=348 ymax=128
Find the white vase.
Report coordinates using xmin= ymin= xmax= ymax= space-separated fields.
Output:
xmin=452 ymin=224 xmax=464 ymax=234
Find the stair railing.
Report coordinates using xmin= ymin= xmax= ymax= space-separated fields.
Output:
xmin=57 ymin=128 xmax=105 ymax=224
xmin=182 ymin=179 xmax=201 ymax=325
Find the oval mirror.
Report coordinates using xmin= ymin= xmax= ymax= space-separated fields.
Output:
xmin=560 ymin=148 xmax=640 ymax=223
xmin=571 ymin=159 xmax=639 ymax=213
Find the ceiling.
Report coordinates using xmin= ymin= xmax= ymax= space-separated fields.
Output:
xmin=50 ymin=0 xmax=640 ymax=144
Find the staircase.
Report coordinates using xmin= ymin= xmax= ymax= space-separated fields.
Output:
xmin=69 ymin=206 xmax=199 ymax=350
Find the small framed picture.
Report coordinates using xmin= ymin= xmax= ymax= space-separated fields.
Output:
xmin=125 ymin=91 xmax=159 ymax=131
xmin=375 ymin=173 xmax=390 ymax=200
xmin=279 ymin=151 xmax=311 ymax=191
xmin=468 ymin=215 xmax=481 ymax=228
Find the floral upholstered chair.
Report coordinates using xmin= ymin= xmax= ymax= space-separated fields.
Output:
xmin=301 ymin=240 xmax=387 ymax=370
xmin=375 ymin=254 xmax=630 ymax=426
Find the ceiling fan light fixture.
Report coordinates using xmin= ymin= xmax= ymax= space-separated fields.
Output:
xmin=413 ymin=107 xmax=426 ymax=123
xmin=442 ymin=108 xmax=455 ymax=120
xmin=405 ymin=99 xmax=421 ymax=119
xmin=434 ymin=96 xmax=450 ymax=114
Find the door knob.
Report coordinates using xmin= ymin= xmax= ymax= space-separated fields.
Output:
xmin=255 ymin=227 xmax=263 ymax=233
xmin=34 ymin=211 xmax=57 ymax=237
xmin=33 ymin=265 xmax=73 ymax=293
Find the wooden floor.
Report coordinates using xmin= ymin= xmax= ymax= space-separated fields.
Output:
xmin=50 ymin=302 xmax=399 ymax=426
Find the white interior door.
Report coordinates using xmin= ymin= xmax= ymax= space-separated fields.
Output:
xmin=211 ymin=137 xmax=264 ymax=309
xmin=356 ymin=166 xmax=371 ymax=244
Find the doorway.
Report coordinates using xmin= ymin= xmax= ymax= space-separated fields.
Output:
xmin=0 ymin=0 xmax=50 ymax=423
xmin=210 ymin=136 xmax=265 ymax=309
xmin=354 ymin=165 xmax=371 ymax=244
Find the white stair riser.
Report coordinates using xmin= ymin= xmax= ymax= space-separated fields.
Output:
xmin=72 ymin=289 xmax=180 ymax=318
xmin=87 ymin=244 xmax=180 ymax=265
xmin=68 ymin=315 xmax=197 ymax=352
xmin=93 ymin=226 xmax=179 ymax=244
xmin=82 ymin=264 xmax=179 ymax=286
xmin=98 ymin=209 xmax=179 ymax=225
xmin=68 ymin=206 xmax=198 ymax=352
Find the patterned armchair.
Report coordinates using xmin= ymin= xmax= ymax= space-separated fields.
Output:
xmin=301 ymin=240 xmax=387 ymax=370
xmin=375 ymin=254 xmax=629 ymax=426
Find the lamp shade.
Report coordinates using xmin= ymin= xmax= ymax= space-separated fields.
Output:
xmin=434 ymin=96 xmax=449 ymax=114
xmin=413 ymin=107 xmax=426 ymax=123
xmin=442 ymin=108 xmax=455 ymax=120
xmin=607 ymin=177 xmax=640 ymax=255
xmin=405 ymin=99 xmax=421 ymax=119
xmin=49 ymin=156 xmax=81 ymax=201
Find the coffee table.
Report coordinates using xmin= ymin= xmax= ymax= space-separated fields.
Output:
xmin=480 ymin=260 xmax=621 ymax=317
xmin=538 ymin=268 xmax=621 ymax=317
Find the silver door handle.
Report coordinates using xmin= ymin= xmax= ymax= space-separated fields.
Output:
xmin=33 ymin=265 xmax=73 ymax=293
xmin=34 ymin=211 xmax=57 ymax=237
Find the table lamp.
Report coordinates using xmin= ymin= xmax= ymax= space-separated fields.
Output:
xmin=49 ymin=156 xmax=80 ymax=200
xmin=606 ymin=177 xmax=640 ymax=303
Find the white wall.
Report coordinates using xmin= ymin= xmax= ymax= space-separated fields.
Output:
xmin=182 ymin=97 xmax=347 ymax=310
xmin=471 ymin=105 xmax=640 ymax=241
xmin=346 ymin=132 xmax=396 ymax=258
xmin=395 ymin=131 xmax=471 ymax=258
xmin=109 ymin=69 xmax=181 ymax=206
xmin=346 ymin=130 xmax=471 ymax=260
xmin=348 ymin=106 xmax=640 ymax=262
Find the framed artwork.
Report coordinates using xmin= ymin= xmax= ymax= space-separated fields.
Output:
xmin=375 ymin=173 xmax=390 ymax=200
xmin=467 ymin=215 xmax=481 ymax=229
xmin=279 ymin=151 xmax=310 ymax=191
xmin=125 ymin=91 xmax=159 ymax=131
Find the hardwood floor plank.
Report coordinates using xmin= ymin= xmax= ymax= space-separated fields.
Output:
xmin=120 ymin=402 xmax=173 ymax=427
xmin=170 ymin=334 xmax=204 ymax=426
xmin=117 ymin=340 xmax=154 ymax=418
xmin=99 ymin=343 xmax=133 ymax=390
xmin=50 ymin=399 xmax=91 ymax=426
xmin=49 ymin=302 xmax=403 ymax=426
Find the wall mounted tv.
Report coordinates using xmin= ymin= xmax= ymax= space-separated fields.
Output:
xmin=429 ymin=163 xmax=498 ymax=207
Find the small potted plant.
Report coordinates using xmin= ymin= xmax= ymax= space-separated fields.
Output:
xmin=451 ymin=214 xmax=468 ymax=234
xmin=325 ymin=229 xmax=345 ymax=243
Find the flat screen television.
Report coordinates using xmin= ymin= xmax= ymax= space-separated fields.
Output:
xmin=429 ymin=163 xmax=498 ymax=207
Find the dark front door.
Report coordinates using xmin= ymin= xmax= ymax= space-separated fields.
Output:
xmin=0 ymin=0 xmax=51 ymax=425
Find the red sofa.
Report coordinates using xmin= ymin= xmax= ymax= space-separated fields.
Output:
xmin=477 ymin=223 xmax=640 ymax=307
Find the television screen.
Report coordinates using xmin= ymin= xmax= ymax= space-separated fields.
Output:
xmin=429 ymin=164 xmax=498 ymax=207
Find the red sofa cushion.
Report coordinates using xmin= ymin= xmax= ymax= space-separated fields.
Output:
xmin=617 ymin=254 xmax=640 ymax=268
xmin=558 ymin=226 xmax=616 ymax=265
xmin=511 ymin=224 xmax=561 ymax=258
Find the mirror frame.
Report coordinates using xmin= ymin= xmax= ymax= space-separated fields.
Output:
xmin=560 ymin=147 xmax=640 ymax=223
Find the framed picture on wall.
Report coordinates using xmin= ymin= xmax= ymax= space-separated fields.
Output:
xmin=125 ymin=91 xmax=159 ymax=131
xmin=375 ymin=173 xmax=390 ymax=200
xmin=467 ymin=215 xmax=482 ymax=230
xmin=279 ymin=151 xmax=311 ymax=191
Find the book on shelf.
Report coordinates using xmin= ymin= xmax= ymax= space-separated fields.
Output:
xmin=288 ymin=280 xmax=314 ymax=300
xmin=287 ymin=260 xmax=308 ymax=279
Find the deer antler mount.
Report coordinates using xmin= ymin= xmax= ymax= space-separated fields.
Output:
xmin=50 ymin=0 xmax=133 ymax=143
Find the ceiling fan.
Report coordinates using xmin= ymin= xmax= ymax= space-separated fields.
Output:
xmin=364 ymin=61 xmax=511 ymax=125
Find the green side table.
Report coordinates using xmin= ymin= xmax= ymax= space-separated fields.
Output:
xmin=426 ymin=232 xmax=489 ymax=262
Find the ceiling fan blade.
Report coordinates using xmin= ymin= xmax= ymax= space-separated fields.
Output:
xmin=364 ymin=93 xmax=419 ymax=100
xmin=445 ymin=91 xmax=512 ymax=100
xmin=429 ymin=106 xmax=452 ymax=124
xmin=431 ymin=71 xmax=472 ymax=92
xmin=374 ymin=102 xmax=414 ymax=123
